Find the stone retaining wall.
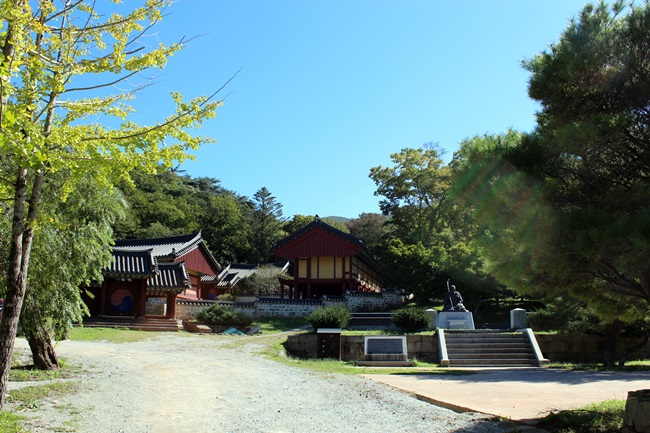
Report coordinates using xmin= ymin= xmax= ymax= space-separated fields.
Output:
xmin=285 ymin=334 xmax=438 ymax=362
xmin=535 ymin=334 xmax=650 ymax=363
xmin=285 ymin=332 xmax=649 ymax=364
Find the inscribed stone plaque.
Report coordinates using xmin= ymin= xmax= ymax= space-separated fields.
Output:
xmin=365 ymin=337 xmax=405 ymax=354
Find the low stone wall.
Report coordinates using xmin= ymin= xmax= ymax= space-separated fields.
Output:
xmin=286 ymin=332 xmax=649 ymax=364
xmin=536 ymin=334 xmax=650 ymax=363
xmin=285 ymin=333 xmax=438 ymax=362
xmin=176 ymin=300 xmax=215 ymax=321
xmin=344 ymin=289 xmax=405 ymax=312
xmin=254 ymin=298 xmax=322 ymax=317
xmin=176 ymin=290 xmax=405 ymax=320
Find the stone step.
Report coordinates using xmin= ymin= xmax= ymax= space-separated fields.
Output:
xmin=447 ymin=346 xmax=531 ymax=354
xmin=442 ymin=329 xmax=542 ymax=367
xmin=451 ymin=352 xmax=535 ymax=359
xmin=449 ymin=358 xmax=537 ymax=367
xmin=82 ymin=316 xmax=181 ymax=332
xmin=446 ymin=342 xmax=529 ymax=348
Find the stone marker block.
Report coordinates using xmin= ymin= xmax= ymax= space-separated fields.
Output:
xmin=510 ymin=308 xmax=527 ymax=329
xmin=623 ymin=389 xmax=650 ymax=433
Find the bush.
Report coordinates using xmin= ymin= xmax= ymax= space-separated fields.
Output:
xmin=217 ymin=293 xmax=235 ymax=302
xmin=195 ymin=304 xmax=252 ymax=328
xmin=307 ymin=305 xmax=351 ymax=329
xmin=392 ymin=308 xmax=430 ymax=332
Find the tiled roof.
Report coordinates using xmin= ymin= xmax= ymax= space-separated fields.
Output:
xmin=148 ymin=262 xmax=191 ymax=292
xmin=272 ymin=216 xmax=380 ymax=271
xmin=217 ymin=261 xmax=290 ymax=288
xmin=104 ymin=249 xmax=157 ymax=278
xmin=272 ymin=216 xmax=364 ymax=251
xmin=113 ymin=232 xmax=203 ymax=260
xmin=113 ymin=231 xmax=221 ymax=270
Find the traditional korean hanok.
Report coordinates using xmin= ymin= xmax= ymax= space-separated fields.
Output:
xmin=83 ymin=232 xmax=221 ymax=319
xmin=272 ymin=216 xmax=382 ymax=299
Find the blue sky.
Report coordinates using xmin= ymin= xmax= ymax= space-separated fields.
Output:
xmin=128 ymin=0 xmax=589 ymax=219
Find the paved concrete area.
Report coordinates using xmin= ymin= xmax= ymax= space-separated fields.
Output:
xmin=363 ymin=368 xmax=650 ymax=424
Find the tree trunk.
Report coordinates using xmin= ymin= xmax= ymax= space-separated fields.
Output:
xmin=25 ymin=327 xmax=59 ymax=371
xmin=0 ymin=168 xmax=42 ymax=411
xmin=604 ymin=319 xmax=624 ymax=367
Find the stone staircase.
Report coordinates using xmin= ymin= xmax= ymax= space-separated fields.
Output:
xmin=441 ymin=329 xmax=546 ymax=367
xmin=82 ymin=316 xmax=182 ymax=332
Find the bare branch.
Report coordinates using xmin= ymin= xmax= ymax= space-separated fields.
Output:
xmin=82 ymin=68 xmax=242 ymax=143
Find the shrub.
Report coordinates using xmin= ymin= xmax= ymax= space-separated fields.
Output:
xmin=217 ymin=293 xmax=235 ymax=302
xmin=195 ymin=304 xmax=252 ymax=328
xmin=392 ymin=308 xmax=430 ymax=332
xmin=307 ymin=305 xmax=351 ymax=329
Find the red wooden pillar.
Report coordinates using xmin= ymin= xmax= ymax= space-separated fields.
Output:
xmin=136 ymin=280 xmax=147 ymax=318
xmin=167 ymin=293 xmax=177 ymax=319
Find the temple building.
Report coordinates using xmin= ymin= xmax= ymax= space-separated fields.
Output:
xmin=83 ymin=232 xmax=221 ymax=319
xmin=272 ymin=217 xmax=382 ymax=299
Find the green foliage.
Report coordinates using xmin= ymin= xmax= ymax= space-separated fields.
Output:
xmin=369 ymin=145 xmax=450 ymax=246
xmin=68 ymin=327 xmax=164 ymax=343
xmin=526 ymin=299 xmax=609 ymax=334
xmin=217 ymin=293 xmax=235 ymax=302
xmin=451 ymin=1 xmax=650 ymax=324
xmin=536 ymin=399 xmax=625 ymax=433
xmin=114 ymin=169 xmax=252 ymax=264
xmin=0 ymin=0 xmax=223 ymax=406
xmin=195 ymin=304 xmax=253 ymax=328
xmin=236 ymin=265 xmax=283 ymax=296
xmin=0 ymin=412 xmax=25 ymax=432
xmin=306 ymin=305 xmax=351 ymax=329
xmin=346 ymin=213 xmax=393 ymax=253
xmin=6 ymin=381 xmax=79 ymax=411
xmin=283 ymin=215 xmax=350 ymax=235
xmin=249 ymin=187 xmax=285 ymax=263
xmin=391 ymin=308 xmax=430 ymax=332
xmin=369 ymin=144 xmax=498 ymax=310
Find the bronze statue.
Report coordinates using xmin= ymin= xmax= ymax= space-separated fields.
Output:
xmin=443 ymin=282 xmax=467 ymax=312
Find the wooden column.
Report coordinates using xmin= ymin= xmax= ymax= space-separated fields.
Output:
xmin=136 ymin=280 xmax=147 ymax=318
xmin=167 ymin=293 xmax=177 ymax=319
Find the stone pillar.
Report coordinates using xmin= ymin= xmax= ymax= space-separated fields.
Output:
xmin=425 ymin=309 xmax=438 ymax=330
xmin=510 ymin=308 xmax=527 ymax=329
xmin=623 ymin=389 xmax=650 ymax=433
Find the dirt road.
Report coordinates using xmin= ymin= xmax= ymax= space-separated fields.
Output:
xmin=9 ymin=333 xmax=508 ymax=433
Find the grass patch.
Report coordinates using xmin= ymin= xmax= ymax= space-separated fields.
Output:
xmin=6 ymin=381 xmax=80 ymax=411
xmin=252 ymin=331 xmax=468 ymax=376
xmin=0 ymin=412 xmax=26 ymax=433
xmin=9 ymin=359 xmax=79 ymax=382
xmin=252 ymin=317 xmax=309 ymax=334
xmin=546 ymin=360 xmax=650 ymax=371
xmin=536 ymin=399 xmax=624 ymax=433
xmin=68 ymin=327 xmax=162 ymax=343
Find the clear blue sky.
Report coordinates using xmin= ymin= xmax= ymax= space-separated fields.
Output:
xmin=129 ymin=0 xmax=589 ymax=219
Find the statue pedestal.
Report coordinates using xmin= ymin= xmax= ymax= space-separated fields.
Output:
xmin=438 ymin=311 xmax=475 ymax=330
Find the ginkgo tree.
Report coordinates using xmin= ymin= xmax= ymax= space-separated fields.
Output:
xmin=0 ymin=0 xmax=224 ymax=409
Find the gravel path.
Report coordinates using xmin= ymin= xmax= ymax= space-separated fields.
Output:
xmin=9 ymin=333 xmax=510 ymax=433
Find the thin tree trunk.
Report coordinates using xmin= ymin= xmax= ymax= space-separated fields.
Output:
xmin=0 ymin=168 xmax=30 ymax=411
xmin=604 ymin=319 xmax=624 ymax=367
xmin=0 ymin=168 xmax=43 ymax=410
